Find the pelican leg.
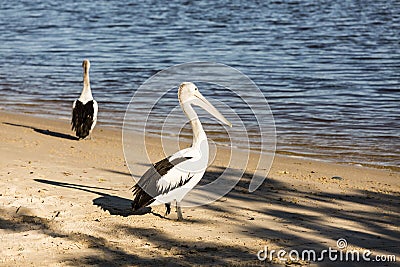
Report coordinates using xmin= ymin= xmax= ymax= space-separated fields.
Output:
xmin=165 ymin=203 xmax=171 ymax=216
xmin=176 ymin=201 xmax=183 ymax=221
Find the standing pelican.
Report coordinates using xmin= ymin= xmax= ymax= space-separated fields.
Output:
xmin=132 ymin=82 xmax=231 ymax=220
xmin=72 ymin=59 xmax=98 ymax=139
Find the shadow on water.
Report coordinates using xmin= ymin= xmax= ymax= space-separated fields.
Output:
xmin=2 ymin=122 xmax=79 ymax=140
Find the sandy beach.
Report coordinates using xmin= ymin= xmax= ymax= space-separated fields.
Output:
xmin=0 ymin=111 xmax=398 ymax=266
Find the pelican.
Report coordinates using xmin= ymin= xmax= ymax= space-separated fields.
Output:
xmin=71 ymin=59 xmax=98 ymax=140
xmin=132 ymin=82 xmax=232 ymax=220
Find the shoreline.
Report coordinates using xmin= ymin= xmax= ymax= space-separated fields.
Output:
xmin=1 ymin=109 xmax=398 ymax=173
xmin=0 ymin=110 xmax=399 ymax=266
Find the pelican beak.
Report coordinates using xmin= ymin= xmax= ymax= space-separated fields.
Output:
xmin=192 ymin=91 xmax=232 ymax=127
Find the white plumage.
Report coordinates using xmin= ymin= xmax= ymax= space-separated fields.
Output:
xmin=71 ymin=59 xmax=98 ymax=140
xmin=132 ymin=82 xmax=231 ymax=220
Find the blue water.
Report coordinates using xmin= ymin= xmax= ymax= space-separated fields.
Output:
xmin=0 ymin=0 xmax=399 ymax=170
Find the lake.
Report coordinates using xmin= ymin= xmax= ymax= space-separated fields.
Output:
xmin=0 ymin=0 xmax=399 ymax=170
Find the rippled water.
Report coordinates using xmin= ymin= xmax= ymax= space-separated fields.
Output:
xmin=0 ymin=0 xmax=399 ymax=170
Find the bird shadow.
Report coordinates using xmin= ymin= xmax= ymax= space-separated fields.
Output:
xmin=13 ymin=167 xmax=399 ymax=265
xmin=98 ymin=168 xmax=132 ymax=177
xmin=2 ymin=122 xmax=78 ymax=141
xmin=33 ymin=178 xmax=200 ymax=221
xmin=33 ymin=178 xmax=149 ymax=217
xmin=93 ymin=196 xmax=151 ymax=217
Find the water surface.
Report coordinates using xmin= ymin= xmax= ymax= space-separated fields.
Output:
xmin=0 ymin=0 xmax=399 ymax=170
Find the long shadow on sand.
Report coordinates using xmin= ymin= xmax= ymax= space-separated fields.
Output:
xmin=202 ymin=167 xmax=400 ymax=258
xmin=3 ymin=122 xmax=78 ymax=140
xmin=33 ymin=179 xmax=149 ymax=217
xmin=0 ymin=204 xmax=254 ymax=266
xmin=4 ymin=166 xmax=398 ymax=266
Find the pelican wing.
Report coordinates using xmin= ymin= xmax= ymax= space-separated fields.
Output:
xmin=132 ymin=156 xmax=193 ymax=210
xmin=71 ymin=100 xmax=95 ymax=139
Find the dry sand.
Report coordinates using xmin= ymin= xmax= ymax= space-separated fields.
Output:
xmin=0 ymin=111 xmax=399 ymax=266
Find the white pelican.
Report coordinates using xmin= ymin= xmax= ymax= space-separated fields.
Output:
xmin=71 ymin=59 xmax=98 ymax=139
xmin=132 ymin=82 xmax=232 ymax=220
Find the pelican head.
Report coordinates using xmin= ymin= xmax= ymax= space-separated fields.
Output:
xmin=82 ymin=59 xmax=90 ymax=72
xmin=178 ymin=82 xmax=232 ymax=127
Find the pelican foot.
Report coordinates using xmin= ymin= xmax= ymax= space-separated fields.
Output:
xmin=176 ymin=201 xmax=184 ymax=221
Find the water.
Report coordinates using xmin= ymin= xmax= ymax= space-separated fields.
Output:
xmin=0 ymin=0 xmax=399 ymax=171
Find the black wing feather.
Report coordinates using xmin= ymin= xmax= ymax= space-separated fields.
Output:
xmin=132 ymin=156 xmax=192 ymax=211
xmin=72 ymin=100 xmax=94 ymax=139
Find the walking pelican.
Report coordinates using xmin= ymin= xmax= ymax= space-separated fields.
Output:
xmin=132 ymin=82 xmax=232 ymax=220
xmin=71 ymin=59 xmax=98 ymax=139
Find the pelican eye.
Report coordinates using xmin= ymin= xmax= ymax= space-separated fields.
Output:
xmin=195 ymin=87 xmax=198 ymax=91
